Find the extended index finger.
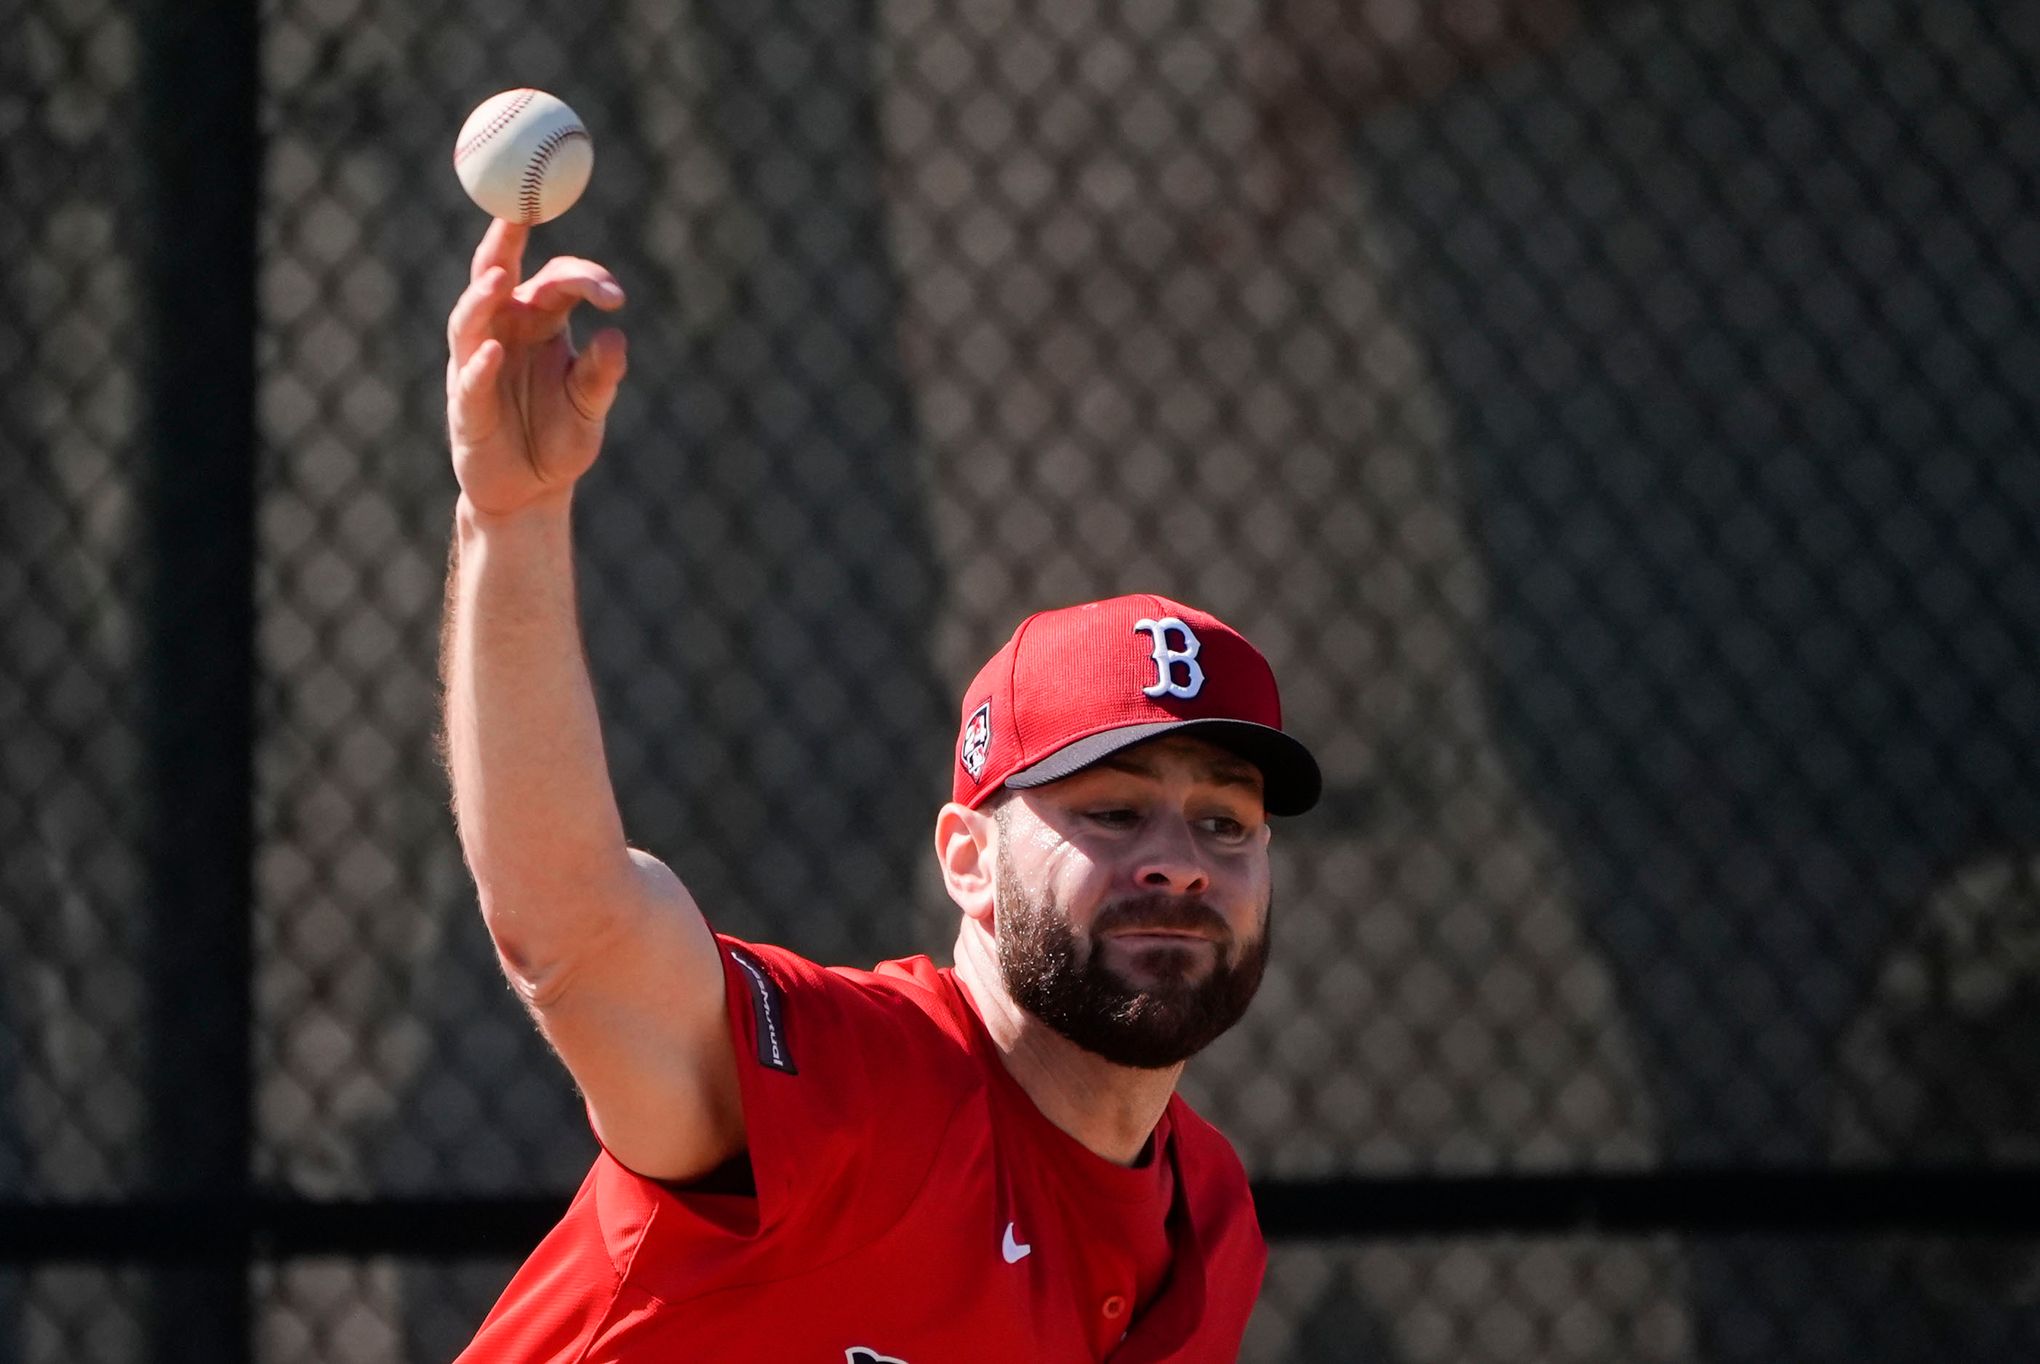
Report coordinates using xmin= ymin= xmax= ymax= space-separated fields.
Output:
xmin=469 ymin=218 xmax=529 ymax=286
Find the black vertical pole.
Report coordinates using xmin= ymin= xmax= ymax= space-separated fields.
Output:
xmin=137 ymin=2 xmax=259 ymax=1361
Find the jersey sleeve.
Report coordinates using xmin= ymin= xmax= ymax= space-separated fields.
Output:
xmin=460 ymin=939 xmax=977 ymax=1356
xmin=589 ymin=936 xmax=976 ymax=1303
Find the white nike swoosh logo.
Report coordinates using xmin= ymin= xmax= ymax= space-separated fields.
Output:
xmin=1002 ymin=1222 xmax=1032 ymax=1263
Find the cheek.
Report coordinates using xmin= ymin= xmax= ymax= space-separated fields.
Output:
xmin=1002 ymin=835 xmax=1104 ymax=922
xmin=1222 ymin=865 xmax=1273 ymax=931
xmin=1028 ymin=833 xmax=1100 ymax=898
xmin=1050 ymin=864 xmax=1111 ymax=927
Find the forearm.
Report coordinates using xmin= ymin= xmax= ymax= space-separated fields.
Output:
xmin=441 ymin=489 xmax=636 ymax=983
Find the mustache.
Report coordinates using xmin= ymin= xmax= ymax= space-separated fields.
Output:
xmin=1091 ymin=894 xmax=1232 ymax=940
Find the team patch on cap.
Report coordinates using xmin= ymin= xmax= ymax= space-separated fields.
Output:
xmin=959 ymin=701 xmax=992 ymax=782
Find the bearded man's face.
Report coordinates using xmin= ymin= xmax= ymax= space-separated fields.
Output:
xmin=995 ymin=844 xmax=1269 ymax=1068
xmin=988 ymin=736 xmax=1273 ymax=1069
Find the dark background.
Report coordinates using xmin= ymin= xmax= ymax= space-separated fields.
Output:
xmin=5 ymin=0 xmax=2040 ymax=1358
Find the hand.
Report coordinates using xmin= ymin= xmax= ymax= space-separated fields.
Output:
xmin=445 ymin=219 xmax=629 ymax=517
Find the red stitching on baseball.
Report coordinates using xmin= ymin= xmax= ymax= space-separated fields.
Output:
xmin=518 ymin=126 xmax=589 ymax=224
xmin=453 ymin=89 xmax=537 ymax=166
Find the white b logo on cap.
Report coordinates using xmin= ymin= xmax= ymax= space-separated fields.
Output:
xmin=1133 ymin=617 xmax=1204 ymax=699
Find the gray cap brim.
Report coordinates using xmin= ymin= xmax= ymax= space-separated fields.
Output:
xmin=1004 ymin=718 xmax=1322 ymax=816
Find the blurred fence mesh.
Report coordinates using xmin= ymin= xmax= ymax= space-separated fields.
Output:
xmin=7 ymin=0 xmax=2040 ymax=1358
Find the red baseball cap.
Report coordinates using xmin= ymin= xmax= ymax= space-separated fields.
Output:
xmin=952 ymin=594 xmax=1321 ymax=816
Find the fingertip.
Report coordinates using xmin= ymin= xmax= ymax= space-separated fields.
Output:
xmin=472 ymin=218 xmax=531 ymax=283
xmin=498 ymin=221 xmax=532 ymax=262
xmin=573 ymin=329 xmax=629 ymax=416
xmin=595 ymin=327 xmax=629 ymax=375
xmin=549 ymin=276 xmax=626 ymax=311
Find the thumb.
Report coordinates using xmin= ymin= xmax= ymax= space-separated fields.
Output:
xmin=568 ymin=328 xmax=629 ymax=423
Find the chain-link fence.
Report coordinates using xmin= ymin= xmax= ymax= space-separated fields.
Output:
xmin=7 ymin=0 xmax=2040 ymax=1358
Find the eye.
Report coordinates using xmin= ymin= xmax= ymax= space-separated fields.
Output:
xmin=1087 ymin=808 xmax=1140 ymax=829
xmin=1200 ymin=815 xmax=1252 ymax=843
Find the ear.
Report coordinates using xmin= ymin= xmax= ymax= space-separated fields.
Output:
xmin=934 ymin=801 xmax=998 ymax=929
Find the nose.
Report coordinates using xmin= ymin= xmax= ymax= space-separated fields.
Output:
xmin=1133 ymin=818 xmax=1211 ymax=897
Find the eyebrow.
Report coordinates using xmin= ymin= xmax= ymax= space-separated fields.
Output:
xmin=1091 ymin=751 xmax=1265 ymax=794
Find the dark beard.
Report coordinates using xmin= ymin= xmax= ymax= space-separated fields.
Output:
xmin=994 ymin=845 xmax=1269 ymax=1069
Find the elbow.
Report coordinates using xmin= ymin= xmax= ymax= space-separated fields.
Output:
xmin=476 ymin=883 xmax=633 ymax=1011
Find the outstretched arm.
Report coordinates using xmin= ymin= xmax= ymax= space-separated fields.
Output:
xmin=441 ymin=219 xmax=743 ymax=1182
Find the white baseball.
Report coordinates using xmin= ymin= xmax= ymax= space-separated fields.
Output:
xmin=452 ymin=89 xmax=593 ymax=225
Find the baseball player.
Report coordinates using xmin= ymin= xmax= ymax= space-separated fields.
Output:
xmin=442 ymin=219 xmax=1322 ymax=1361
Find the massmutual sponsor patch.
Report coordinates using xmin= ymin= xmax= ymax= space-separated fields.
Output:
xmin=726 ymin=944 xmax=796 ymax=1074
xmin=959 ymin=701 xmax=992 ymax=781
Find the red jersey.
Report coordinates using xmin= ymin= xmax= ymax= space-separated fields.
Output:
xmin=458 ymin=936 xmax=1267 ymax=1362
